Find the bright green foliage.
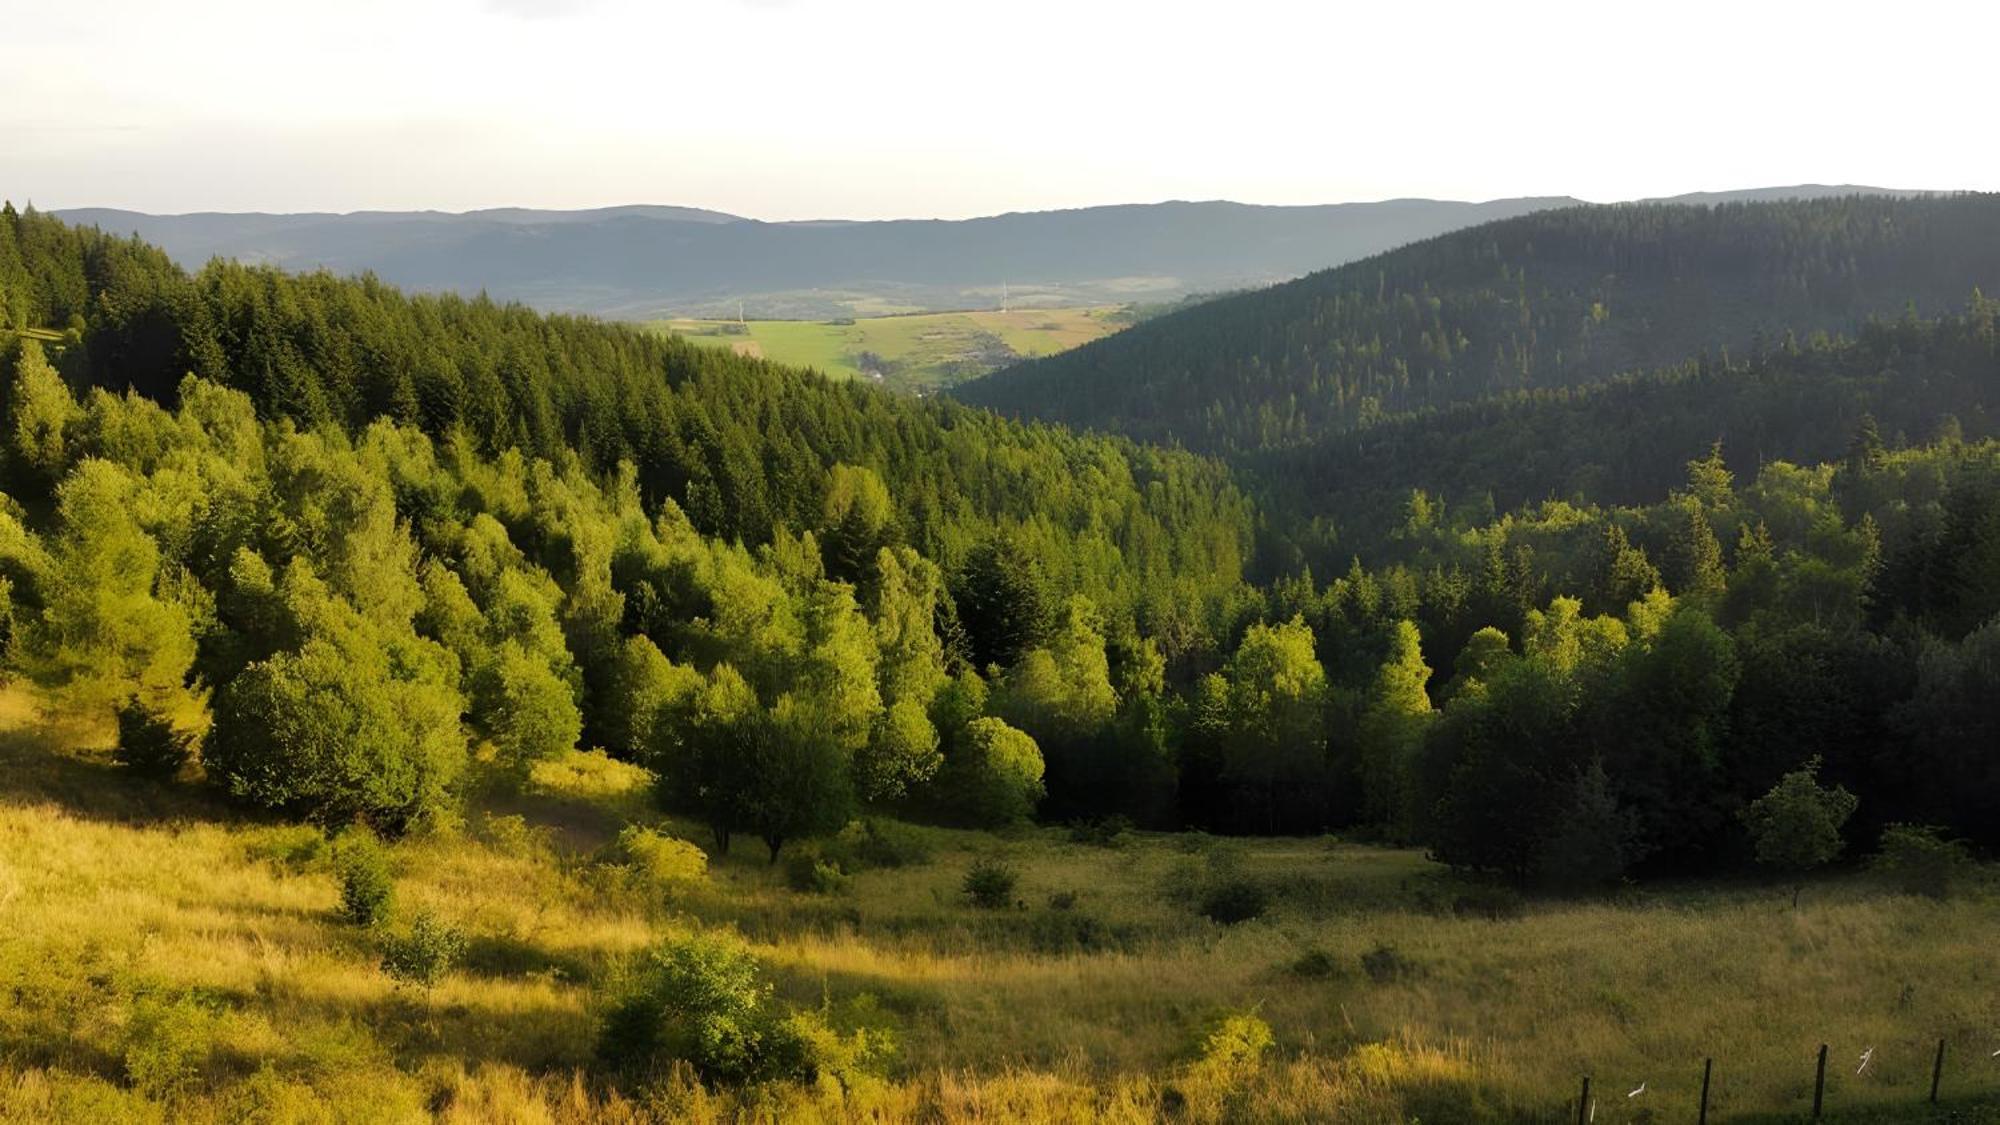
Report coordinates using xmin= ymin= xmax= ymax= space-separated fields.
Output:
xmin=598 ymin=930 xmax=775 ymax=1084
xmin=6 ymin=341 xmax=77 ymax=488
xmin=379 ymin=909 xmax=466 ymax=990
xmin=609 ymin=825 xmax=709 ymax=890
xmin=25 ymin=459 xmax=197 ymax=706
xmin=480 ymin=641 xmax=583 ymax=783
xmin=1210 ymin=616 xmax=1329 ymax=833
xmin=1355 ymin=620 xmax=1434 ymax=835
xmin=112 ymin=696 xmax=192 ymax=780
xmin=600 ymin=635 xmax=700 ymax=761
xmin=1740 ymin=758 xmax=1857 ymax=903
xmin=652 ymin=666 xmax=857 ymax=860
xmin=123 ymin=993 xmax=217 ymax=1101
xmin=858 ymin=697 xmax=942 ymax=802
xmin=935 ymin=717 xmax=1045 ymax=827
xmin=871 ymin=546 xmax=949 ymax=709
xmin=332 ymin=828 xmax=394 ymax=927
xmin=1189 ymin=1012 xmax=1274 ymax=1085
xmin=994 ymin=596 xmax=1117 ymax=746
xmin=819 ymin=463 xmax=893 ymax=589
xmin=206 ymin=564 xmax=464 ymax=830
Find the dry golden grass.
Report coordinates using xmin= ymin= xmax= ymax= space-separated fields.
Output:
xmin=0 ymin=685 xmax=1995 ymax=1123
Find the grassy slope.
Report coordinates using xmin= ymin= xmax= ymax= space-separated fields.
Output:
xmin=651 ymin=308 xmax=1124 ymax=392
xmin=1 ymin=688 xmax=1996 ymax=1123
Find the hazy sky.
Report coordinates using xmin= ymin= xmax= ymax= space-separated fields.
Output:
xmin=5 ymin=0 xmax=1994 ymax=220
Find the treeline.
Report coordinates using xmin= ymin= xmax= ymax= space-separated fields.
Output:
xmin=0 ymin=204 xmax=1257 ymax=666
xmin=960 ymin=194 xmax=2000 ymax=456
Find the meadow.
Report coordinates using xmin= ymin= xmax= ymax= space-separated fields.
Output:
xmin=650 ymin=307 xmax=1123 ymax=392
xmin=1 ymin=685 xmax=1996 ymax=1124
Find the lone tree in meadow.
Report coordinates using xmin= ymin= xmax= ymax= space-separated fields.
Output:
xmin=1739 ymin=757 xmax=1857 ymax=906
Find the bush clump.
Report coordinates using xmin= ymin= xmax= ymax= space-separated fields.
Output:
xmin=1189 ymin=1011 xmax=1274 ymax=1084
xmin=826 ymin=818 xmax=932 ymax=871
xmin=113 ymin=697 xmax=193 ymax=779
xmin=1872 ymin=824 xmax=1974 ymax=899
xmin=961 ymin=858 xmax=1019 ymax=909
xmin=1199 ymin=877 xmax=1269 ymax=925
xmin=1288 ymin=947 xmax=1342 ymax=979
xmin=599 ymin=930 xmax=892 ymax=1088
xmin=611 ymin=825 xmax=708 ymax=890
xmin=783 ymin=847 xmax=851 ymax=895
xmin=379 ymin=909 xmax=466 ymax=989
xmin=332 ymin=828 xmax=394 ymax=927
xmin=124 ymin=993 xmax=218 ymax=1101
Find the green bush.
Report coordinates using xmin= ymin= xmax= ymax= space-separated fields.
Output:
xmin=123 ymin=993 xmax=217 ymax=1101
xmin=379 ymin=909 xmax=466 ymax=989
xmin=332 ymin=829 xmax=394 ymax=927
xmin=598 ymin=930 xmax=777 ymax=1084
xmin=961 ymin=858 xmax=1019 ymax=909
xmin=113 ymin=697 xmax=192 ymax=780
xmin=1872 ymin=824 xmax=1974 ymax=899
xmin=1198 ymin=877 xmax=1269 ymax=925
xmin=827 ymin=818 xmax=932 ymax=871
xmin=783 ymin=847 xmax=851 ymax=895
xmin=1288 ymin=947 xmax=1341 ymax=979
xmin=610 ymin=825 xmax=708 ymax=891
xmin=1189 ymin=1011 xmax=1274 ymax=1084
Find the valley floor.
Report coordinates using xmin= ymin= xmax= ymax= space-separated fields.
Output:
xmin=1 ymin=688 xmax=1995 ymax=1123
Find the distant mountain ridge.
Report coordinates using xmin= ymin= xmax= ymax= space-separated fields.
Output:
xmin=52 ymin=196 xmax=1586 ymax=319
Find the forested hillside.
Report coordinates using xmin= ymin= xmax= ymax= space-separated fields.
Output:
xmin=1255 ymin=299 xmax=2000 ymax=572
xmin=3 ymin=203 xmax=1997 ymax=886
xmin=0 ymin=204 xmax=1255 ymax=659
xmin=960 ymin=194 xmax=2000 ymax=454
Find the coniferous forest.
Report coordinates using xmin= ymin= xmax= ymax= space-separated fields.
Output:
xmin=4 ymin=191 xmax=2000 ymax=1120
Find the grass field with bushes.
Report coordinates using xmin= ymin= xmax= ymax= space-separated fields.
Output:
xmin=651 ymin=307 xmax=1122 ymax=392
xmin=1 ymin=687 xmax=1996 ymax=1123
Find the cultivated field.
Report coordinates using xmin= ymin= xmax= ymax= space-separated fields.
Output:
xmin=1 ymin=689 xmax=1995 ymax=1123
xmin=651 ymin=307 xmax=1123 ymax=392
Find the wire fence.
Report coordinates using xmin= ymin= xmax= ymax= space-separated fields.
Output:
xmin=1569 ymin=1036 xmax=2000 ymax=1122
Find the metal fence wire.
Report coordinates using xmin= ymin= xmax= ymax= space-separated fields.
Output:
xmin=1570 ymin=1037 xmax=1999 ymax=1122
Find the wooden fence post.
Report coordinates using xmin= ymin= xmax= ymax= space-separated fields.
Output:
xmin=1812 ymin=1043 xmax=1828 ymax=1119
xmin=1576 ymin=1075 xmax=1590 ymax=1125
xmin=1698 ymin=1057 xmax=1713 ymax=1124
xmin=1931 ymin=1037 xmax=1946 ymax=1104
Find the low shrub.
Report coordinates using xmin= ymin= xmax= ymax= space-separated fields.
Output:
xmin=1288 ymin=947 xmax=1342 ymax=979
xmin=1360 ymin=942 xmax=1418 ymax=982
xmin=961 ymin=858 xmax=1019 ymax=909
xmin=611 ymin=825 xmax=708 ymax=891
xmin=599 ymin=931 xmax=896 ymax=1089
xmin=113 ymin=697 xmax=192 ymax=780
xmin=1189 ymin=1011 xmax=1274 ymax=1084
xmin=827 ymin=818 xmax=932 ymax=871
xmin=1449 ymin=883 xmax=1526 ymax=920
xmin=1199 ymin=877 xmax=1269 ymax=925
xmin=783 ymin=848 xmax=851 ymax=895
xmin=332 ymin=828 xmax=394 ymax=927
xmin=477 ymin=812 xmax=554 ymax=858
xmin=124 ymin=993 xmax=217 ymax=1100
xmin=380 ymin=909 xmax=466 ymax=989
xmin=1873 ymin=824 xmax=1974 ymax=899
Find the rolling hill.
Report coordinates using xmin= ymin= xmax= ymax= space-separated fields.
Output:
xmin=956 ymin=193 xmax=2000 ymax=455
